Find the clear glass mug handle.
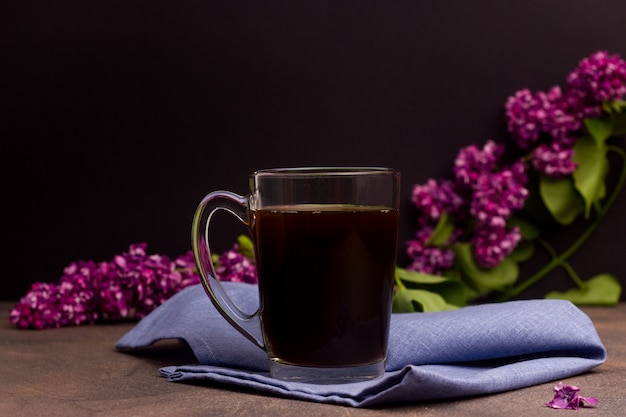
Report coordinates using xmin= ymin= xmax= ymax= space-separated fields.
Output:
xmin=191 ymin=191 xmax=264 ymax=350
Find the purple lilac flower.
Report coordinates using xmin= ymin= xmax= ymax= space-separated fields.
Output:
xmin=8 ymin=262 xmax=103 ymax=329
xmin=471 ymin=225 xmax=522 ymax=269
xmin=454 ymin=143 xmax=529 ymax=268
xmin=9 ymin=244 xmax=201 ymax=329
xmin=407 ymin=51 xmax=625 ymax=274
xmin=567 ymin=51 xmax=626 ymax=104
xmin=174 ymin=250 xmax=199 ymax=282
xmin=506 ymin=52 xmax=626 ymax=179
xmin=408 ymin=141 xmax=529 ymax=271
xmin=504 ymin=88 xmax=551 ymax=149
xmin=469 ymin=160 xmax=529 ymax=228
xmin=55 ymin=261 xmax=100 ymax=326
xmin=505 ymin=85 xmax=583 ymax=148
xmin=407 ymin=178 xmax=464 ymax=274
xmin=454 ymin=140 xmax=504 ymax=185
xmin=411 ymin=179 xmax=465 ymax=221
xmin=98 ymin=243 xmax=201 ymax=319
xmin=530 ymin=142 xmax=577 ymax=178
xmin=505 ymin=87 xmax=581 ymax=178
xmin=406 ymin=225 xmax=457 ymax=275
xmin=545 ymin=382 xmax=599 ymax=410
xmin=216 ymin=244 xmax=258 ymax=284
xmin=9 ymin=282 xmax=61 ymax=329
xmin=540 ymin=86 xmax=583 ymax=142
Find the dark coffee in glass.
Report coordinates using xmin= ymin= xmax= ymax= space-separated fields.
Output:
xmin=253 ymin=205 xmax=398 ymax=368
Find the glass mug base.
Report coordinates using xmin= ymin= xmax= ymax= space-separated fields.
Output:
xmin=268 ymin=359 xmax=385 ymax=384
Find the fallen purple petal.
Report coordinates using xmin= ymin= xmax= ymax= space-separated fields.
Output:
xmin=545 ymin=382 xmax=599 ymax=410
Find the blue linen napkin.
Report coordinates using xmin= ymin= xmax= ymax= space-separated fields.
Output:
xmin=115 ymin=282 xmax=606 ymax=407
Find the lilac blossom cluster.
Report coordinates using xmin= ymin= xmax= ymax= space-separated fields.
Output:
xmin=407 ymin=51 xmax=625 ymax=274
xmin=215 ymin=244 xmax=258 ymax=284
xmin=407 ymin=141 xmax=529 ymax=272
xmin=406 ymin=223 xmax=458 ymax=274
xmin=9 ymin=244 xmax=200 ymax=329
xmin=407 ymin=179 xmax=464 ymax=274
xmin=505 ymin=51 xmax=626 ymax=177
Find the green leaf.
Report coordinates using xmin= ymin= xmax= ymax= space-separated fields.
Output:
xmin=425 ymin=211 xmax=455 ymax=246
xmin=539 ymin=175 xmax=585 ymax=225
xmin=572 ymin=136 xmax=609 ymax=218
xmin=610 ymin=105 xmax=626 ymax=135
xmin=464 ymin=280 xmax=495 ymax=301
xmin=507 ymin=216 xmax=541 ymax=240
xmin=584 ymin=117 xmax=613 ymax=145
xmin=602 ymin=99 xmax=626 ymax=114
xmin=392 ymin=288 xmax=458 ymax=313
xmin=521 ymin=171 xmax=560 ymax=225
xmin=600 ymin=100 xmax=626 ymax=135
xmin=507 ymin=241 xmax=535 ymax=262
xmin=237 ymin=235 xmax=255 ymax=259
xmin=395 ymin=267 xmax=466 ymax=307
xmin=212 ymin=253 xmax=220 ymax=269
xmin=454 ymin=243 xmax=519 ymax=291
xmin=545 ymin=274 xmax=622 ymax=306
xmin=396 ymin=267 xmax=450 ymax=284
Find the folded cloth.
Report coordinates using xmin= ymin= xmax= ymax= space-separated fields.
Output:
xmin=115 ymin=282 xmax=606 ymax=407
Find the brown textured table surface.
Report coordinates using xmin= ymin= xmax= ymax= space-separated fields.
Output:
xmin=1 ymin=302 xmax=624 ymax=417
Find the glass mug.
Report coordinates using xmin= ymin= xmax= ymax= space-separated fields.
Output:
xmin=191 ymin=167 xmax=400 ymax=383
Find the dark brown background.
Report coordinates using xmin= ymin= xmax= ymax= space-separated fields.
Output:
xmin=3 ymin=1 xmax=625 ymax=301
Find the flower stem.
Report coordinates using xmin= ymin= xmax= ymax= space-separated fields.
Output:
xmin=561 ymin=261 xmax=586 ymax=289
xmin=598 ymin=146 xmax=626 ymax=216
xmin=536 ymin=238 xmax=586 ymax=288
xmin=499 ymin=145 xmax=626 ymax=300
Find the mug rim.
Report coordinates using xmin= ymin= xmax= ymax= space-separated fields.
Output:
xmin=252 ymin=167 xmax=399 ymax=177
